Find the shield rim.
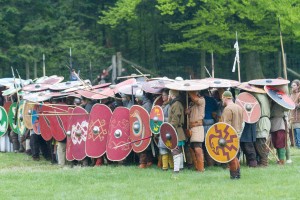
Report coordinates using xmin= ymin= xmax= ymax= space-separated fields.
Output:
xmin=205 ymin=122 xmax=240 ymax=163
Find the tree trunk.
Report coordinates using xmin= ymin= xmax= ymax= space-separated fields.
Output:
xmin=200 ymin=50 xmax=206 ymax=78
xmin=26 ymin=62 xmax=30 ymax=79
xmin=244 ymin=51 xmax=264 ymax=81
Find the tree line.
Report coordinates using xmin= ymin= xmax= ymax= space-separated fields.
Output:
xmin=0 ymin=0 xmax=299 ymax=81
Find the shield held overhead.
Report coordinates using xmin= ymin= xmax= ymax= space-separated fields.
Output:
xmin=129 ymin=105 xmax=152 ymax=153
xmin=86 ymin=104 xmax=112 ymax=158
xmin=149 ymin=105 xmax=164 ymax=135
xmin=160 ymin=122 xmax=178 ymax=150
xmin=106 ymin=107 xmax=132 ymax=161
xmin=205 ymin=122 xmax=239 ymax=163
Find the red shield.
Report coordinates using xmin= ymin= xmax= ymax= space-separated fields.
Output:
xmin=69 ymin=106 xmax=89 ymax=161
xmin=236 ymin=92 xmax=261 ymax=124
xmin=76 ymin=87 xmax=114 ymax=100
xmin=142 ymin=79 xmax=173 ymax=94
xmin=45 ymin=103 xmax=68 ymax=141
xmin=160 ymin=122 xmax=178 ymax=150
xmin=86 ymin=104 xmax=112 ymax=158
xmin=3 ymin=101 xmax=12 ymax=113
xmin=66 ymin=108 xmax=74 ymax=161
xmin=40 ymin=75 xmax=64 ymax=85
xmin=264 ymin=85 xmax=295 ymax=110
xmin=129 ymin=105 xmax=152 ymax=153
xmin=39 ymin=104 xmax=53 ymax=141
xmin=106 ymin=107 xmax=132 ymax=161
xmin=149 ymin=105 xmax=164 ymax=135
xmin=3 ymin=101 xmax=12 ymax=128
xmin=114 ymin=78 xmax=137 ymax=93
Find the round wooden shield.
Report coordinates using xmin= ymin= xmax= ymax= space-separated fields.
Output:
xmin=236 ymin=82 xmax=266 ymax=94
xmin=41 ymin=76 xmax=64 ymax=85
xmin=264 ymin=85 xmax=295 ymax=110
xmin=201 ymin=78 xmax=240 ymax=88
xmin=76 ymin=87 xmax=114 ymax=100
xmin=118 ymin=83 xmax=142 ymax=95
xmin=66 ymin=108 xmax=74 ymax=161
xmin=22 ymin=91 xmax=52 ymax=102
xmin=142 ymin=80 xmax=173 ymax=94
xmin=23 ymin=101 xmax=34 ymax=129
xmin=165 ymin=80 xmax=209 ymax=91
xmin=129 ymin=105 xmax=152 ymax=153
xmin=69 ymin=106 xmax=89 ymax=161
xmin=149 ymin=105 xmax=164 ymax=135
xmin=38 ymin=104 xmax=53 ymax=141
xmin=160 ymin=122 xmax=178 ymax=150
xmin=236 ymin=92 xmax=261 ymax=123
xmin=17 ymin=100 xmax=26 ymax=135
xmin=49 ymin=81 xmax=82 ymax=91
xmin=8 ymin=102 xmax=19 ymax=134
xmin=249 ymin=79 xmax=290 ymax=86
xmin=106 ymin=107 xmax=132 ymax=161
xmin=0 ymin=106 xmax=8 ymax=137
xmin=22 ymin=83 xmax=51 ymax=92
xmin=86 ymin=104 xmax=112 ymax=158
xmin=205 ymin=122 xmax=239 ymax=163
xmin=114 ymin=78 xmax=137 ymax=93
xmin=2 ymin=88 xmax=21 ymax=96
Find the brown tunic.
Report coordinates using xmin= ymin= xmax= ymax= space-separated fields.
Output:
xmin=189 ymin=96 xmax=205 ymax=142
xmin=221 ymin=103 xmax=243 ymax=135
xmin=290 ymin=92 xmax=300 ymax=124
xmin=168 ymin=99 xmax=186 ymax=142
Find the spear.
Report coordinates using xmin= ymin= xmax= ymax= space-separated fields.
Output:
xmin=113 ymin=136 xmax=152 ymax=149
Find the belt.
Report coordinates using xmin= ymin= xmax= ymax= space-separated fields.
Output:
xmin=189 ymin=120 xmax=203 ymax=128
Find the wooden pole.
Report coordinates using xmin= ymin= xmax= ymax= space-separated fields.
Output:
xmin=34 ymin=61 xmax=37 ymax=79
xmin=42 ymin=54 xmax=46 ymax=77
xmin=112 ymin=55 xmax=117 ymax=84
xmin=211 ymin=52 xmax=214 ymax=78
xmin=116 ymin=52 xmax=122 ymax=76
xmin=279 ymin=18 xmax=288 ymax=80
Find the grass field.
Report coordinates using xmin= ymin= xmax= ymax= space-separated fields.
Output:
xmin=1 ymin=149 xmax=300 ymax=200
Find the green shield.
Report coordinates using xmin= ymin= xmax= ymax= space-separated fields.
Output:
xmin=0 ymin=106 xmax=8 ymax=137
xmin=8 ymin=102 xmax=20 ymax=134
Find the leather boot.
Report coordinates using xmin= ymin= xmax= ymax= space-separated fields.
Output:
xmin=139 ymin=153 xmax=147 ymax=168
xmin=189 ymin=147 xmax=197 ymax=170
xmin=162 ymin=154 xmax=169 ymax=170
xmin=194 ymin=148 xmax=204 ymax=172
xmin=157 ymin=155 xmax=162 ymax=168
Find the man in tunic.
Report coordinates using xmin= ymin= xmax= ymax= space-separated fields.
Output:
xmin=168 ymin=90 xmax=186 ymax=173
xmin=185 ymin=91 xmax=205 ymax=172
xmin=220 ymin=91 xmax=243 ymax=179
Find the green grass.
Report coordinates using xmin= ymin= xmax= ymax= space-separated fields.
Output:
xmin=1 ymin=149 xmax=300 ymax=200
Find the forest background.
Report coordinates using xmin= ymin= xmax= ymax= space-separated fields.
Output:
xmin=0 ymin=0 xmax=300 ymax=82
